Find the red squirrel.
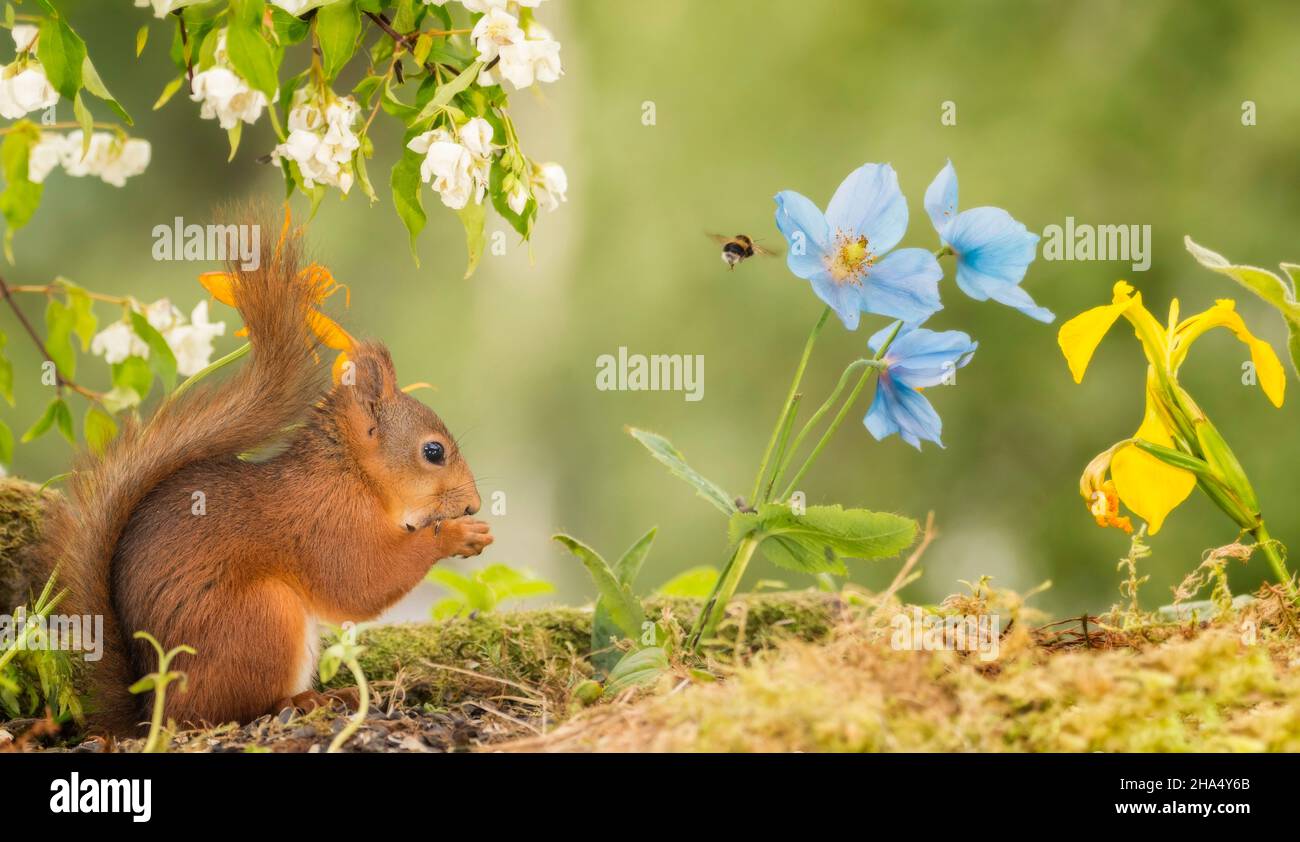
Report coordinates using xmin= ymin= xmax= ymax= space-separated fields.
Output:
xmin=41 ymin=225 xmax=492 ymax=735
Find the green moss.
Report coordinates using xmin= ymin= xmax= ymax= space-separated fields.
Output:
xmin=329 ymin=592 xmax=843 ymax=706
xmin=0 ymin=478 xmax=56 ymax=611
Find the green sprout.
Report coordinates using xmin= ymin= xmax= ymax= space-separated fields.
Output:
xmin=128 ymin=631 xmax=195 ymax=753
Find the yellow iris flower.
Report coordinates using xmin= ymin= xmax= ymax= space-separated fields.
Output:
xmin=1059 ymin=281 xmax=1285 ymax=534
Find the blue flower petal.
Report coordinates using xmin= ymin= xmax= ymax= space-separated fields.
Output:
xmin=809 ymin=273 xmax=865 ymax=330
xmin=864 ymin=376 xmax=944 ymax=450
xmin=824 ymin=163 xmax=907 ymax=254
xmin=946 ymin=207 xmax=1053 ymax=323
xmin=773 ymin=190 xmax=830 ymax=279
xmin=924 ymin=160 xmax=959 ymax=237
xmin=860 ymin=247 xmax=943 ymax=323
xmin=885 ymin=328 xmax=978 ymax=389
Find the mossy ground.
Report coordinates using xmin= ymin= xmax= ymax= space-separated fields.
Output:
xmin=4 ymin=475 xmax=1298 ymax=753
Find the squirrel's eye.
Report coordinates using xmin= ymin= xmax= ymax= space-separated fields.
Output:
xmin=422 ymin=441 xmax=445 ymax=465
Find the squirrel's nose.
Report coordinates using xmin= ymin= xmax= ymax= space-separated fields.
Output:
xmin=464 ymin=492 xmax=481 ymax=517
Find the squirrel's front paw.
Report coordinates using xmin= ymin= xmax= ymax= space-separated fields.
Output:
xmin=435 ymin=517 xmax=493 ymax=558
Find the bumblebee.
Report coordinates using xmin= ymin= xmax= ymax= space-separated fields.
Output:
xmin=708 ymin=233 xmax=781 ymax=269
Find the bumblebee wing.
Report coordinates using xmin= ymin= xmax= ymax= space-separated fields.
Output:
xmin=706 ymin=233 xmax=732 ymax=245
xmin=752 ymin=241 xmax=784 ymax=257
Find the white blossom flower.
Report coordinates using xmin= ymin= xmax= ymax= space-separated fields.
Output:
xmin=506 ymin=180 xmax=530 ymax=215
xmin=456 ymin=0 xmax=507 ymax=11
xmin=134 ymin=0 xmax=204 ymax=18
xmin=166 ymin=301 xmax=227 ymax=376
xmin=61 ymin=131 xmax=151 ymax=187
xmin=458 ymin=117 xmax=495 ymax=158
xmin=471 ymin=8 xmax=523 ymax=63
xmin=271 ymin=90 xmax=362 ymax=194
xmin=10 ymin=26 xmax=39 ymax=53
xmin=90 ymin=299 xmax=226 ymax=376
xmin=189 ymin=32 xmax=273 ymax=130
xmin=0 ymin=57 xmax=58 ymax=120
xmin=477 ymin=19 xmax=562 ymax=90
xmin=406 ymin=119 xmax=496 ymax=210
xmin=91 ymin=321 xmax=146 ymax=365
xmin=27 ymin=132 xmax=68 ymax=184
xmin=532 ymin=162 xmax=566 ymax=211
xmin=191 ymin=66 xmax=271 ymax=130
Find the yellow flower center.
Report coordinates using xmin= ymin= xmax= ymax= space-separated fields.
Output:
xmin=826 ymin=231 xmax=873 ymax=286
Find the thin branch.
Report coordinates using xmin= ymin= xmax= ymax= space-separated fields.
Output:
xmin=0 ymin=275 xmax=104 ymax=404
xmin=175 ymin=13 xmax=195 ymax=94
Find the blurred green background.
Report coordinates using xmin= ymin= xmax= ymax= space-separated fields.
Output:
xmin=6 ymin=0 xmax=1300 ymax=619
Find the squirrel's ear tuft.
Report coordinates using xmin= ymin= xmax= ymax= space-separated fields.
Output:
xmin=344 ymin=342 xmax=398 ymax=416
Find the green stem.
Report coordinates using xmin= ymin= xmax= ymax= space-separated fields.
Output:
xmin=168 ymin=342 xmax=251 ymax=402
xmin=770 ymin=358 xmax=881 ymax=496
xmin=749 ymin=307 xmax=831 ymax=506
xmin=328 ymin=658 xmax=371 ymax=753
xmin=688 ymin=535 xmax=761 ymax=650
xmin=778 ymin=320 xmax=903 ymax=501
xmin=763 ymin=393 xmax=802 ymax=501
xmin=1251 ymin=522 xmax=1296 ymax=601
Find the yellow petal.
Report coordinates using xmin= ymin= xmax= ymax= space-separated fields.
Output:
xmin=1058 ymin=281 xmax=1137 ymax=382
xmin=308 ymin=309 xmax=355 ymax=352
xmin=1172 ymin=299 xmax=1285 ymax=408
xmin=1110 ymin=399 xmax=1196 ymax=534
xmin=199 ymin=271 xmax=238 ymax=307
xmin=331 ymin=351 xmax=349 ymax=384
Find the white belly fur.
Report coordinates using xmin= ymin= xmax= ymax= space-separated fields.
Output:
xmin=294 ymin=614 xmax=320 ymax=695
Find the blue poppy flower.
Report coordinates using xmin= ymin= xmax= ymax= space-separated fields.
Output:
xmin=924 ymin=161 xmax=1053 ymax=323
xmin=864 ymin=324 xmax=977 ymax=450
xmin=774 ymin=163 xmax=943 ymax=330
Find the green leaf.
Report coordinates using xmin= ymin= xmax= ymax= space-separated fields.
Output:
xmin=43 ymin=298 xmax=76 ymax=380
xmin=225 ymin=0 xmax=280 ymax=99
xmin=476 ymin=564 xmax=554 ymax=603
xmin=655 ymin=566 xmax=720 ymax=599
xmin=62 ymin=283 xmax=97 ymax=351
xmin=1184 ymin=236 xmax=1300 ymax=316
xmin=37 ymin=13 xmax=86 ymax=102
xmin=627 ymin=427 xmax=737 ymax=516
xmin=81 ymin=56 xmax=132 ymax=124
xmin=136 ymin=24 xmax=149 ymax=57
xmin=0 ymin=418 xmax=13 ymax=465
xmin=152 ymin=74 xmax=186 ymax=111
xmin=729 ymin=504 xmax=917 ymax=575
xmin=457 ymin=199 xmax=486 ymax=279
xmin=315 ymin=0 xmax=360 ymax=81
xmin=269 ymin=5 xmax=311 ymax=45
xmin=591 ymin=527 xmax=656 ymax=673
xmin=22 ymin=398 xmax=66 ymax=443
xmin=112 ymin=355 xmax=153 ymax=403
xmin=0 ymin=122 xmax=44 ymax=258
xmin=1289 ymin=321 xmax=1300 ymax=382
xmin=412 ymin=60 xmax=482 ymax=126
xmin=489 ymin=159 xmax=534 ymax=240
xmin=83 ymin=405 xmax=116 ymax=455
xmin=603 ymin=646 xmax=667 ymax=697
xmin=72 ymin=91 xmax=93 ymax=153
xmin=390 ymin=149 xmax=426 ymax=264
xmin=129 ymin=311 xmax=177 ymax=391
xmin=553 ymin=533 xmax=644 ymax=640
xmin=427 ymin=568 xmax=493 ymax=614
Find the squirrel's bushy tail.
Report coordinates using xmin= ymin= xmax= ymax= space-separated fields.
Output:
xmin=44 ymin=218 xmax=326 ymax=734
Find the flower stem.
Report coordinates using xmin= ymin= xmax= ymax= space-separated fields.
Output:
xmin=769 ymin=357 xmax=881 ymax=497
xmin=778 ymin=320 xmax=903 ymax=501
xmin=167 ymin=342 xmax=250 ymax=402
xmin=687 ymin=534 xmax=761 ymax=650
xmin=1251 ymin=522 xmax=1296 ymax=601
xmin=327 ymin=659 xmax=371 ymax=753
xmin=748 ymin=306 xmax=830 ymax=506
